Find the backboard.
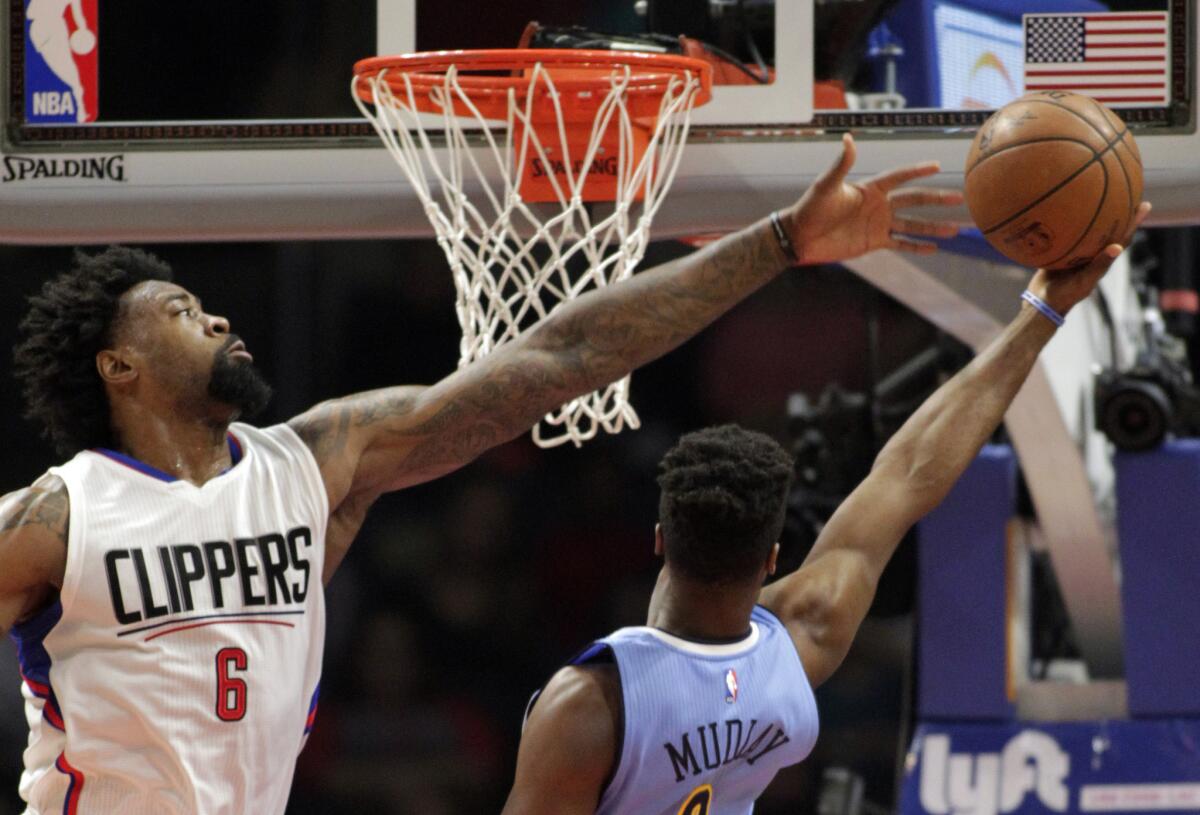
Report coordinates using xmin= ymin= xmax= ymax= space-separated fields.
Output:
xmin=0 ymin=0 xmax=1195 ymax=243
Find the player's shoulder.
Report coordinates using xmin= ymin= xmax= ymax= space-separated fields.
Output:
xmin=751 ymin=602 xmax=788 ymax=631
xmin=230 ymin=421 xmax=314 ymax=460
xmin=0 ymin=474 xmax=70 ymax=535
xmin=230 ymin=420 xmax=286 ymax=444
xmin=540 ymin=661 xmax=620 ymax=718
xmin=530 ymin=660 xmax=621 ymax=742
xmin=0 ymin=475 xmax=70 ymax=575
xmin=522 ymin=661 xmax=622 ymax=784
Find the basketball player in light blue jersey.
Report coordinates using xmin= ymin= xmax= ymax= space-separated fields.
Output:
xmin=502 ymin=202 xmax=1152 ymax=815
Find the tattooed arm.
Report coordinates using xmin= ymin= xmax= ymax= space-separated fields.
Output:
xmin=289 ymin=136 xmax=962 ymax=575
xmin=292 ymin=217 xmax=788 ymax=489
xmin=293 ymin=221 xmax=791 ymax=578
xmin=0 ymin=476 xmax=70 ymax=635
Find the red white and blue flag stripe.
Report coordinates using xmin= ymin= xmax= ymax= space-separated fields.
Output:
xmin=304 ymin=683 xmax=320 ymax=736
xmin=55 ymin=753 xmax=85 ymax=815
xmin=11 ymin=600 xmax=67 ymax=731
xmin=10 ymin=600 xmax=85 ymax=810
xmin=1023 ymin=11 xmax=1170 ymax=107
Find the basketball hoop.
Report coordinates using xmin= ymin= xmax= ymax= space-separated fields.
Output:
xmin=352 ymin=49 xmax=712 ymax=447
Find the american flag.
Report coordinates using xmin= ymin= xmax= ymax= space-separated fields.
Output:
xmin=1023 ymin=11 xmax=1170 ymax=107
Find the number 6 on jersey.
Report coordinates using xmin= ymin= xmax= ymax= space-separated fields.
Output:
xmin=216 ymin=647 xmax=248 ymax=722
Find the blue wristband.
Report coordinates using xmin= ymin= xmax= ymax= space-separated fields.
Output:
xmin=1021 ymin=290 xmax=1065 ymax=327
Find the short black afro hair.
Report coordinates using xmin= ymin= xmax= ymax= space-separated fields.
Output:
xmin=13 ymin=246 xmax=173 ymax=457
xmin=657 ymin=424 xmax=794 ymax=585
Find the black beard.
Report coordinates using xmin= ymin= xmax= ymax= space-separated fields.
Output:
xmin=208 ymin=346 xmax=272 ymax=420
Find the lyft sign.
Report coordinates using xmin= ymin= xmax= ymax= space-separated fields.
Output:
xmin=918 ymin=731 xmax=1069 ymax=815
xmin=901 ymin=720 xmax=1200 ymax=814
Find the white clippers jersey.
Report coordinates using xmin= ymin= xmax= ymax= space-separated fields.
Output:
xmin=9 ymin=423 xmax=328 ymax=815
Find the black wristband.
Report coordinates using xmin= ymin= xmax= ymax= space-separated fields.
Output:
xmin=770 ymin=210 xmax=799 ymax=265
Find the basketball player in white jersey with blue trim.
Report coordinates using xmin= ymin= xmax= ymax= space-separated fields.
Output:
xmin=502 ymin=203 xmax=1152 ymax=815
xmin=0 ymin=138 xmax=969 ymax=814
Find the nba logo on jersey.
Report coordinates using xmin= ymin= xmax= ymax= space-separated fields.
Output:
xmin=724 ymin=669 xmax=739 ymax=704
xmin=24 ymin=0 xmax=99 ymax=124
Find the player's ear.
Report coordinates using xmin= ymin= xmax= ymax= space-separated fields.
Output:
xmin=766 ymin=542 xmax=780 ymax=576
xmin=654 ymin=523 xmax=664 ymax=557
xmin=96 ymin=348 xmax=137 ymax=385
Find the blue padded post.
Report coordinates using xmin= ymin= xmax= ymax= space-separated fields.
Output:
xmin=917 ymin=445 xmax=1017 ymax=720
xmin=1115 ymin=440 xmax=1200 ymax=717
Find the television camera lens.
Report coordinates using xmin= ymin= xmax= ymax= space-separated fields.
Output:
xmin=1097 ymin=378 xmax=1172 ymax=452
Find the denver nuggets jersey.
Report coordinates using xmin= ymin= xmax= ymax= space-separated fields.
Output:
xmin=588 ymin=606 xmax=818 ymax=815
xmin=8 ymin=423 xmax=327 ymax=815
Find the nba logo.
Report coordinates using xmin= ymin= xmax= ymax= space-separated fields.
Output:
xmin=724 ymin=669 xmax=739 ymax=704
xmin=24 ymin=0 xmax=99 ymax=124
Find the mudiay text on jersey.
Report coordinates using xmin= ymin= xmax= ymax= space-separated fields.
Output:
xmin=664 ymin=719 xmax=792 ymax=783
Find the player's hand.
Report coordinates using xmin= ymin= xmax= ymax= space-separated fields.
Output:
xmin=1029 ymin=201 xmax=1152 ymax=317
xmin=778 ymin=133 xmax=963 ymax=265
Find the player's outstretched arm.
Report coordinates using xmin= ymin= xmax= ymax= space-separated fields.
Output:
xmin=288 ymin=138 xmax=961 ymax=522
xmin=0 ymin=477 xmax=69 ymax=636
xmin=759 ymin=202 xmax=1151 ymax=689
xmin=501 ymin=664 xmax=621 ymax=815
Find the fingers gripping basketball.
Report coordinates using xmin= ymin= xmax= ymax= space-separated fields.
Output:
xmin=965 ymin=91 xmax=1143 ymax=271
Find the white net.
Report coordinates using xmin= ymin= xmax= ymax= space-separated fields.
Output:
xmin=353 ymin=57 xmax=705 ymax=447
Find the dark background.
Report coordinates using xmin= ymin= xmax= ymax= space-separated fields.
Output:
xmin=88 ymin=2 xmax=650 ymax=121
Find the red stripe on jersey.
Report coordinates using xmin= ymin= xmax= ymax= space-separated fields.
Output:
xmin=144 ymin=618 xmax=296 ymax=642
xmin=55 ymin=753 xmax=85 ymax=815
xmin=304 ymin=683 xmax=321 ymax=735
xmin=44 ymin=700 xmax=65 ymax=731
xmin=19 ymin=669 xmax=51 ymax=698
xmin=20 ymin=669 xmax=66 ymax=730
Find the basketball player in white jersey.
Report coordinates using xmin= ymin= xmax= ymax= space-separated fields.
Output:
xmin=502 ymin=203 xmax=1152 ymax=815
xmin=0 ymin=135 xmax=964 ymax=814
xmin=26 ymin=0 xmax=94 ymax=123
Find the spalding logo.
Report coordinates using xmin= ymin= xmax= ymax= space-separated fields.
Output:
xmin=918 ymin=731 xmax=1069 ymax=815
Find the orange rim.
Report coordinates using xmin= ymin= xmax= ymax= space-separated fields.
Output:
xmin=353 ymin=48 xmax=713 ymax=120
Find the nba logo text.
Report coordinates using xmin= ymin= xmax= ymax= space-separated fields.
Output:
xmin=24 ymin=0 xmax=99 ymax=123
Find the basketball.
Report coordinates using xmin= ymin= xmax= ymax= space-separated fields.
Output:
xmin=69 ymin=29 xmax=96 ymax=56
xmin=965 ymin=91 xmax=1143 ymax=271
